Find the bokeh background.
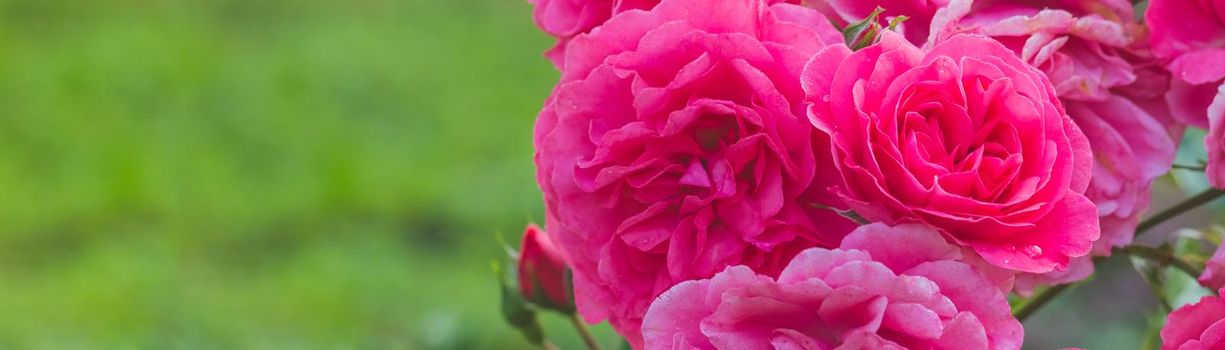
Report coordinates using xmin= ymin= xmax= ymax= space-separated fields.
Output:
xmin=0 ymin=0 xmax=1220 ymax=349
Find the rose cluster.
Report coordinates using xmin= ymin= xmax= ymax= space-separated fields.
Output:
xmin=519 ymin=0 xmax=1225 ymax=348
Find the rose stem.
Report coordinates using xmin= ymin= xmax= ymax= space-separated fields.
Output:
xmin=1120 ymin=244 xmax=1204 ymax=278
xmin=1012 ymin=284 xmax=1071 ymax=321
xmin=1171 ymin=164 xmax=1207 ymax=171
xmin=1136 ymin=188 xmax=1225 ymax=237
xmin=1013 ymin=188 xmax=1225 ymax=321
xmin=568 ymin=313 xmax=604 ymax=350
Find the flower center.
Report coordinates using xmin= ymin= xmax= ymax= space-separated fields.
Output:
xmin=893 ymin=75 xmax=1026 ymax=203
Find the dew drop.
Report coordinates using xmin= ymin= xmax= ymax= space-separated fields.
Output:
xmin=1022 ymin=245 xmax=1042 ymax=258
xmin=821 ymin=95 xmax=830 ymax=103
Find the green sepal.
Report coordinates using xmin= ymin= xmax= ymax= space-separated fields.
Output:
xmin=494 ymin=260 xmax=546 ymax=345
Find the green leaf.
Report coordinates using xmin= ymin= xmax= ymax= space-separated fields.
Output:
xmin=1206 ymin=225 xmax=1224 ymax=246
xmin=886 ymin=15 xmax=909 ymax=31
xmin=1175 ymin=230 xmax=1208 ymax=262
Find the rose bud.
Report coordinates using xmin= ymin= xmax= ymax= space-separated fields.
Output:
xmin=517 ymin=224 xmax=573 ymax=313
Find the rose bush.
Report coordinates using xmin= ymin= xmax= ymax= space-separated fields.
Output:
xmin=803 ymin=32 xmax=1099 ymax=274
xmin=515 ymin=1 xmax=1225 ymax=347
xmin=533 ymin=0 xmax=852 ymax=344
xmin=641 ymin=223 xmax=1023 ymax=350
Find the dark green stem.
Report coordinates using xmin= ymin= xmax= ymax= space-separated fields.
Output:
xmin=1136 ymin=188 xmax=1225 ymax=237
xmin=1171 ymin=164 xmax=1207 ymax=171
xmin=1121 ymin=245 xmax=1204 ymax=278
xmin=1013 ymin=284 xmax=1071 ymax=321
xmin=569 ymin=313 xmax=603 ymax=350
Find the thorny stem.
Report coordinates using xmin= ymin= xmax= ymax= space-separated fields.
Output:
xmin=1013 ymin=188 xmax=1225 ymax=321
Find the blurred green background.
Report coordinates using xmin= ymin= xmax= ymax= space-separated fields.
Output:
xmin=0 ymin=0 xmax=583 ymax=348
xmin=0 ymin=0 xmax=1219 ymax=349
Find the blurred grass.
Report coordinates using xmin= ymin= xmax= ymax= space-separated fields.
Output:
xmin=0 ymin=0 xmax=626 ymax=348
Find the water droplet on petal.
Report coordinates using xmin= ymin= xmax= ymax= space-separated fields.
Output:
xmin=821 ymin=95 xmax=830 ymax=103
xmin=1022 ymin=245 xmax=1043 ymax=258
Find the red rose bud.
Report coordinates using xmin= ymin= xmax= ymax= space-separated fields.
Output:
xmin=517 ymin=224 xmax=572 ymax=312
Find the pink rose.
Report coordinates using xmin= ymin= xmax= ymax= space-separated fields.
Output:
xmin=803 ymin=32 xmax=1100 ymax=274
xmin=1147 ymin=0 xmax=1225 ymax=187
xmin=1148 ymin=0 xmax=1225 ymax=128
xmin=931 ymin=0 xmax=1140 ymax=99
xmin=1036 ymin=100 xmax=1168 ymax=289
xmin=930 ymin=0 xmax=1177 ymax=289
xmin=1161 ymin=289 xmax=1225 ymax=350
xmin=518 ymin=224 xmax=571 ymax=311
xmin=528 ymin=0 xmax=799 ymax=66
xmin=1150 ymin=0 xmax=1225 ymax=188
xmin=809 ymin=0 xmax=1135 ymax=47
xmin=1148 ymin=0 xmax=1225 ymax=85
xmin=533 ymin=0 xmax=851 ymax=344
xmin=1208 ymin=84 xmax=1225 ymax=188
xmin=528 ymin=0 xmax=655 ymax=65
xmin=1200 ymin=241 xmax=1225 ymax=290
xmin=641 ymin=223 xmax=1024 ymax=350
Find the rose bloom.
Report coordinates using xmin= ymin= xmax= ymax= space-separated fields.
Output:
xmin=528 ymin=0 xmax=798 ymax=65
xmin=927 ymin=0 xmax=1178 ymax=290
xmin=804 ymin=32 xmax=1099 ymax=274
xmin=533 ymin=0 xmax=852 ymax=344
xmin=1148 ymin=0 xmax=1225 ymax=187
xmin=1148 ymin=0 xmax=1225 ymax=127
xmin=641 ymin=223 xmax=1023 ymax=350
xmin=1200 ymin=241 xmax=1225 ymax=290
xmin=1209 ymin=85 xmax=1225 ymax=188
xmin=1161 ymin=288 xmax=1225 ymax=350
